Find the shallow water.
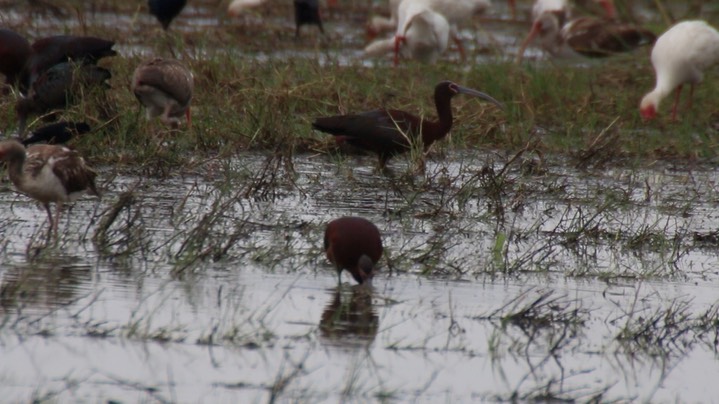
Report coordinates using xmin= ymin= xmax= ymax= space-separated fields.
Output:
xmin=1 ymin=152 xmax=719 ymax=402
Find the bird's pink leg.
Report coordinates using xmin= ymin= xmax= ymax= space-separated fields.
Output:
xmin=394 ymin=35 xmax=406 ymax=66
xmin=670 ymin=85 xmax=683 ymax=122
xmin=186 ymin=108 xmax=192 ymax=128
xmin=44 ymin=203 xmax=54 ymax=236
xmin=54 ymin=203 xmax=63 ymax=240
xmin=452 ymin=34 xmax=466 ymax=62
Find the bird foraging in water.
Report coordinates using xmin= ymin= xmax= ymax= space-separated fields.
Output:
xmin=0 ymin=140 xmax=100 ymax=237
xmin=132 ymin=57 xmax=194 ymax=128
xmin=324 ymin=217 xmax=384 ymax=285
xmin=312 ymin=81 xmax=502 ymax=169
xmin=640 ymin=20 xmax=719 ymax=121
xmin=148 ymin=0 xmax=188 ymax=30
xmin=294 ymin=0 xmax=325 ymax=37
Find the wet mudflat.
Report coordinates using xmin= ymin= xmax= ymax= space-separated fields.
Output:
xmin=1 ymin=152 xmax=719 ymax=402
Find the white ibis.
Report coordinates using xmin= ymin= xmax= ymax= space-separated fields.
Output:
xmin=227 ymin=0 xmax=267 ymax=17
xmin=640 ymin=20 xmax=719 ymax=121
xmin=0 ymin=140 xmax=99 ymax=236
xmin=515 ymin=0 xmax=649 ymax=63
xmin=366 ymin=0 xmax=491 ymax=63
xmin=365 ymin=0 xmax=450 ymax=64
xmin=131 ymin=57 xmax=193 ymax=128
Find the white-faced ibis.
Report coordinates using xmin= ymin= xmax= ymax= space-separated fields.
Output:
xmin=24 ymin=35 xmax=116 ymax=91
xmin=515 ymin=0 xmax=650 ymax=63
xmin=640 ymin=21 xmax=719 ymax=121
xmin=324 ymin=217 xmax=384 ymax=285
xmin=365 ymin=1 xmax=450 ymax=64
xmin=312 ymin=81 xmax=502 ymax=169
xmin=16 ymin=62 xmax=111 ymax=135
xmin=22 ymin=121 xmax=91 ymax=146
xmin=294 ymin=0 xmax=324 ymax=37
xmin=0 ymin=29 xmax=31 ymax=92
xmin=148 ymin=0 xmax=187 ymax=30
xmin=131 ymin=57 xmax=194 ymax=128
xmin=0 ymin=140 xmax=99 ymax=237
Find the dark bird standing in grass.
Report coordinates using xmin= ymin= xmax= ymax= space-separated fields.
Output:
xmin=0 ymin=28 xmax=31 ymax=93
xmin=294 ymin=0 xmax=324 ymax=37
xmin=148 ymin=0 xmax=188 ymax=30
xmin=132 ymin=57 xmax=194 ymax=128
xmin=312 ymin=81 xmax=502 ymax=169
xmin=16 ymin=62 xmax=111 ymax=136
xmin=24 ymin=35 xmax=116 ymax=91
xmin=22 ymin=121 xmax=91 ymax=146
xmin=324 ymin=217 xmax=384 ymax=285
xmin=0 ymin=140 xmax=100 ymax=238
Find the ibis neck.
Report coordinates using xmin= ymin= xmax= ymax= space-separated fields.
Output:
xmin=431 ymin=93 xmax=453 ymax=142
xmin=5 ymin=145 xmax=27 ymax=188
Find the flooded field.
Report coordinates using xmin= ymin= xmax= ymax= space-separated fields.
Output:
xmin=2 ymin=152 xmax=719 ymax=402
xmin=2 ymin=0 xmax=719 ymax=402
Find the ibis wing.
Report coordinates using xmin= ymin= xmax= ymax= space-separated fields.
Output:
xmin=313 ymin=109 xmax=418 ymax=153
xmin=565 ymin=18 xmax=656 ymax=57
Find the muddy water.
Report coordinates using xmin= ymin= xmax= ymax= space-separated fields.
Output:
xmin=1 ymin=152 xmax=718 ymax=402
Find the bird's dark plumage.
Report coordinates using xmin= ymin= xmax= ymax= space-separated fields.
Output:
xmin=312 ymin=81 xmax=502 ymax=168
xmin=0 ymin=29 xmax=31 ymax=91
xmin=148 ymin=0 xmax=188 ymax=30
xmin=564 ymin=17 xmax=656 ymax=57
xmin=294 ymin=0 xmax=324 ymax=37
xmin=22 ymin=121 xmax=91 ymax=146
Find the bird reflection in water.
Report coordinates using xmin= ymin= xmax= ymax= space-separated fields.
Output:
xmin=319 ymin=285 xmax=379 ymax=347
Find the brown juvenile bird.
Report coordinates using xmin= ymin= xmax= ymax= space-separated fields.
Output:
xmin=324 ymin=217 xmax=384 ymax=285
xmin=131 ymin=57 xmax=194 ymax=128
xmin=312 ymin=81 xmax=502 ymax=169
xmin=0 ymin=140 xmax=100 ymax=237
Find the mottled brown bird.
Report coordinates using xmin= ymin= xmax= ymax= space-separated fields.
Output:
xmin=132 ymin=57 xmax=194 ymax=128
xmin=324 ymin=217 xmax=384 ymax=285
xmin=0 ymin=140 xmax=99 ymax=236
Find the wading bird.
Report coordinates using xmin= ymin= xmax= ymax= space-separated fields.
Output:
xmin=132 ymin=57 xmax=194 ymax=128
xmin=294 ymin=0 xmax=325 ymax=37
xmin=365 ymin=0 xmax=450 ymax=64
xmin=0 ymin=29 xmax=31 ymax=93
xmin=24 ymin=35 xmax=116 ymax=91
xmin=515 ymin=0 xmax=636 ymax=62
xmin=0 ymin=140 xmax=99 ymax=237
xmin=640 ymin=20 xmax=719 ymax=121
xmin=148 ymin=0 xmax=187 ymax=30
xmin=324 ymin=217 xmax=384 ymax=285
xmin=16 ymin=62 xmax=111 ymax=135
xmin=22 ymin=121 xmax=91 ymax=146
xmin=312 ymin=81 xmax=502 ymax=169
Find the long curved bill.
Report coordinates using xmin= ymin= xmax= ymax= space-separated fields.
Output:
xmin=453 ymin=84 xmax=504 ymax=110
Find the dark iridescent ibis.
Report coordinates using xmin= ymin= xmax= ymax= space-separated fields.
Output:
xmin=22 ymin=121 xmax=91 ymax=146
xmin=131 ymin=57 xmax=194 ymax=128
xmin=16 ymin=62 xmax=110 ymax=136
xmin=25 ymin=35 xmax=116 ymax=89
xmin=0 ymin=29 xmax=31 ymax=92
xmin=294 ymin=0 xmax=325 ymax=37
xmin=16 ymin=62 xmax=110 ymax=135
xmin=148 ymin=0 xmax=188 ymax=30
xmin=312 ymin=81 xmax=502 ymax=169
xmin=0 ymin=140 xmax=100 ymax=237
xmin=324 ymin=217 xmax=383 ymax=285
